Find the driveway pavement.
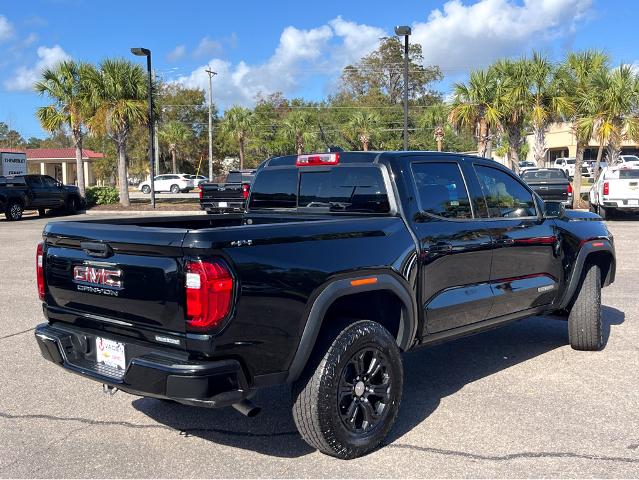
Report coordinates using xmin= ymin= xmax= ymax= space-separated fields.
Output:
xmin=0 ymin=214 xmax=637 ymax=477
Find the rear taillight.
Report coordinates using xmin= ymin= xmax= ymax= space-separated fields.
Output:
xmin=199 ymin=188 xmax=203 ymax=200
xmin=242 ymin=183 xmax=250 ymax=200
xmin=603 ymin=181 xmax=609 ymax=196
xmin=185 ymin=259 xmax=233 ymax=331
xmin=567 ymin=183 xmax=573 ymax=194
xmin=296 ymin=153 xmax=339 ymax=166
xmin=36 ymin=242 xmax=45 ymax=301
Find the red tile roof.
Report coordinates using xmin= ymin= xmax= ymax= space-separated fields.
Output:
xmin=25 ymin=148 xmax=105 ymax=160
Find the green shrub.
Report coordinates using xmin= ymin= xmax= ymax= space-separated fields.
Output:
xmin=85 ymin=186 xmax=119 ymax=207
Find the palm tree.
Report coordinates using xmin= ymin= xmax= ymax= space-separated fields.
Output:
xmin=493 ymin=58 xmax=532 ymax=169
xmin=528 ymin=53 xmax=572 ymax=167
xmin=281 ymin=111 xmax=314 ymax=154
xmin=219 ymin=106 xmax=255 ymax=169
xmin=159 ymin=120 xmax=192 ymax=173
xmin=418 ymin=103 xmax=449 ymax=151
xmin=85 ymin=59 xmax=148 ymax=207
xmin=449 ymin=69 xmax=500 ymax=158
xmin=578 ymin=65 xmax=639 ymax=174
xmin=35 ymin=61 xmax=93 ymax=196
xmin=560 ymin=50 xmax=609 ymax=207
xmin=345 ymin=111 xmax=380 ymax=151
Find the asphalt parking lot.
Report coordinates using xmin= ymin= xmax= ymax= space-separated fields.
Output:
xmin=0 ymin=213 xmax=638 ymax=478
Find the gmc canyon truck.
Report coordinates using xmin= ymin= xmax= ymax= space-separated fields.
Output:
xmin=34 ymin=151 xmax=615 ymax=459
xmin=0 ymin=174 xmax=84 ymax=221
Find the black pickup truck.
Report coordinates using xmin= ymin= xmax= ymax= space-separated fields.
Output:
xmin=0 ymin=174 xmax=84 ymax=220
xmin=34 ymin=151 xmax=615 ymax=459
xmin=521 ymin=168 xmax=573 ymax=208
xmin=199 ymin=170 xmax=255 ymax=214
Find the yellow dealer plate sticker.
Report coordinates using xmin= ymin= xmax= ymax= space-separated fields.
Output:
xmin=95 ymin=337 xmax=126 ymax=371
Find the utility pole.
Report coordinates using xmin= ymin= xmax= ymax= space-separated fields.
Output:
xmin=205 ymin=67 xmax=217 ymax=181
xmin=154 ymin=120 xmax=160 ymax=174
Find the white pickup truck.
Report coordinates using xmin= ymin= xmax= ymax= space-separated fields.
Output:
xmin=589 ymin=165 xmax=639 ymax=219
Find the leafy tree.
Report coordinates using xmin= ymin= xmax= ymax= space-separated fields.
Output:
xmin=449 ymin=69 xmax=500 ymax=158
xmin=85 ymin=59 xmax=148 ymax=206
xmin=218 ymin=106 xmax=255 ymax=169
xmin=345 ymin=111 xmax=380 ymax=151
xmin=35 ymin=61 xmax=93 ymax=195
xmin=339 ymin=37 xmax=442 ymax=104
xmin=159 ymin=120 xmax=192 ymax=173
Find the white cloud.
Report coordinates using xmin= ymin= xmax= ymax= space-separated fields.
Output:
xmin=412 ymin=0 xmax=592 ymax=73
xmin=167 ymin=44 xmax=186 ymax=62
xmin=194 ymin=36 xmax=223 ymax=58
xmin=0 ymin=15 xmax=14 ymax=42
xmin=175 ymin=1 xmax=593 ymax=109
xmin=4 ymin=45 xmax=72 ymax=91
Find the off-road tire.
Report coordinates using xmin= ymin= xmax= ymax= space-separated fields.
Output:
xmin=292 ymin=320 xmax=403 ymax=459
xmin=568 ymin=264 xmax=603 ymax=351
xmin=5 ymin=201 xmax=23 ymax=221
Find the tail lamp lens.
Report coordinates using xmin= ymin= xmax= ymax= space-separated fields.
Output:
xmin=242 ymin=183 xmax=250 ymax=200
xmin=603 ymin=181 xmax=609 ymax=196
xmin=199 ymin=188 xmax=203 ymax=200
xmin=36 ymin=242 xmax=45 ymax=300
xmin=185 ymin=259 xmax=233 ymax=330
xmin=567 ymin=183 xmax=573 ymax=194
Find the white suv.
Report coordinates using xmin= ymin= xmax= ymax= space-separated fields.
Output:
xmin=553 ymin=157 xmax=576 ymax=178
xmin=139 ymin=174 xmax=192 ymax=194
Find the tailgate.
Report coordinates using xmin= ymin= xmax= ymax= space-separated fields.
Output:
xmin=528 ymin=182 xmax=568 ymax=201
xmin=43 ymin=221 xmax=188 ymax=334
xmin=201 ymin=184 xmax=243 ymax=203
xmin=608 ymin=179 xmax=639 ymax=199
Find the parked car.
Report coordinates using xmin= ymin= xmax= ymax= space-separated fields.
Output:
xmin=138 ymin=174 xmax=192 ymax=194
xmin=188 ymin=174 xmax=208 ymax=188
xmin=34 ymin=151 xmax=615 ymax=459
xmin=199 ymin=169 xmax=255 ymax=214
xmin=518 ymin=160 xmax=537 ymax=174
xmin=589 ymin=164 xmax=639 ymax=219
xmin=619 ymin=155 xmax=639 ymax=167
xmin=521 ymin=168 xmax=573 ymax=208
xmin=0 ymin=174 xmax=84 ymax=221
xmin=553 ymin=157 xmax=576 ymax=178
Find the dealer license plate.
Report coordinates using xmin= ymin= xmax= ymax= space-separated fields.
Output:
xmin=95 ymin=337 xmax=126 ymax=371
xmin=217 ymin=201 xmax=228 ymax=208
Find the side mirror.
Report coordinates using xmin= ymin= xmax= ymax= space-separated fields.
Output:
xmin=543 ymin=201 xmax=565 ymax=219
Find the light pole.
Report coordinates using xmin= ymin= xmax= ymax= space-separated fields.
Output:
xmin=394 ymin=25 xmax=411 ymax=151
xmin=131 ymin=47 xmax=156 ymax=209
xmin=205 ymin=67 xmax=217 ymax=181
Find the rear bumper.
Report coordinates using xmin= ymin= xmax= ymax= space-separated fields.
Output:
xmin=34 ymin=323 xmax=249 ymax=408
xmin=200 ymin=201 xmax=245 ymax=212
xmin=602 ymin=199 xmax=639 ymax=209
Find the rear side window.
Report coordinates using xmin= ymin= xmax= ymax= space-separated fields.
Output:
xmin=227 ymin=172 xmax=241 ymax=183
xmin=474 ymin=165 xmax=537 ymax=218
xmin=249 ymin=168 xmax=298 ymax=209
xmin=411 ymin=162 xmax=472 ymax=219
xmin=298 ymin=167 xmax=389 ymax=213
xmin=522 ymin=170 xmax=566 ymax=180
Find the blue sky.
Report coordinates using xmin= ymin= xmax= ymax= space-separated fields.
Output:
xmin=0 ymin=0 xmax=636 ymax=139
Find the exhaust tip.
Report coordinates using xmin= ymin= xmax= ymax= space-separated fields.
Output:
xmin=232 ymin=399 xmax=261 ymax=417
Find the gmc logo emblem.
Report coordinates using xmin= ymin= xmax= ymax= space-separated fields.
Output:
xmin=73 ymin=265 xmax=122 ymax=289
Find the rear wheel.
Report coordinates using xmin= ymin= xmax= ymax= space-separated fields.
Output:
xmin=599 ymin=206 xmax=609 ymax=220
xmin=66 ymin=197 xmax=79 ymax=215
xmin=292 ymin=320 xmax=403 ymax=459
xmin=38 ymin=208 xmax=47 ymax=217
xmin=5 ymin=201 xmax=23 ymax=221
xmin=141 ymin=185 xmax=151 ymax=194
xmin=568 ymin=264 xmax=603 ymax=351
xmin=170 ymin=184 xmax=180 ymax=194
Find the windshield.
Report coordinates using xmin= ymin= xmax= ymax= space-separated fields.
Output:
xmin=604 ymin=168 xmax=639 ymax=179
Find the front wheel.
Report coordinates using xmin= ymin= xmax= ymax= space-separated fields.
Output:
xmin=5 ymin=201 xmax=23 ymax=221
xmin=568 ymin=264 xmax=603 ymax=351
xmin=141 ymin=185 xmax=151 ymax=194
xmin=66 ymin=197 xmax=79 ymax=215
xmin=292 ymin=320 xmax=403 ymax=459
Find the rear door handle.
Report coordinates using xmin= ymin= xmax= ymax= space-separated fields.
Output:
xmin=429 ymin=242 xmax=453 ymax=253
xmin=81 ymin=241 xmax=113 ymax=258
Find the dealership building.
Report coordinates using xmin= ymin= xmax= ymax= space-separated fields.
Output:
xmin=7 ymin=148 xmax=105 ymax=185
